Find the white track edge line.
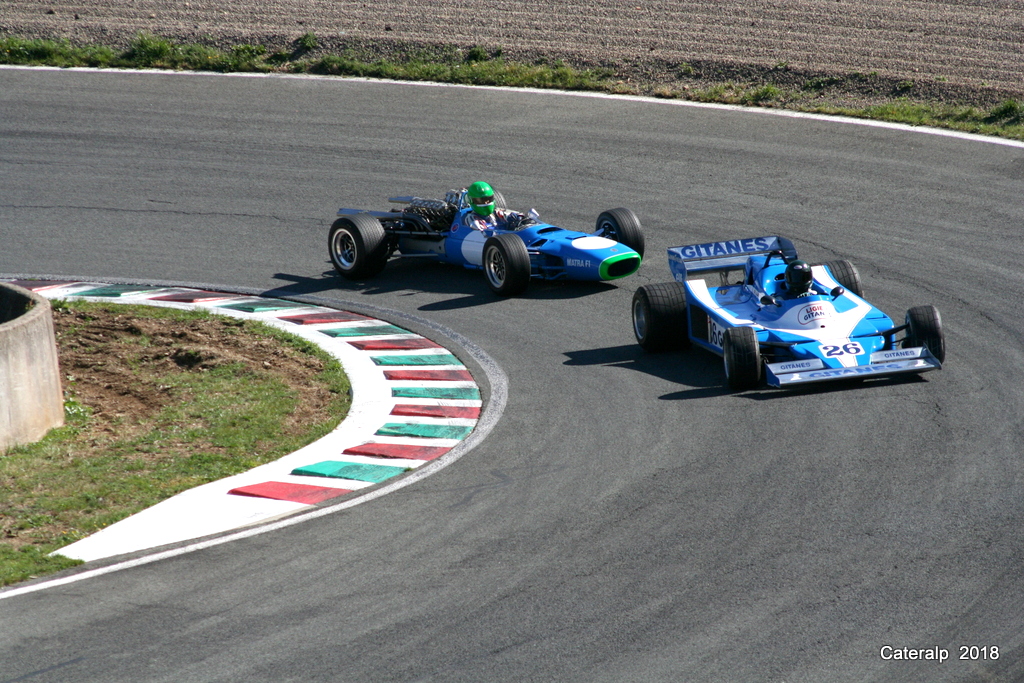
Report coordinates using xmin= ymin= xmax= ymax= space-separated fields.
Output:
xmin=3 ymin=64 xmax=1023 ymax=149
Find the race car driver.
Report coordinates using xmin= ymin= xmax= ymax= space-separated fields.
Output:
xmin=461 ymin=181 xmax=536 ymax=231
xmin=782 ymin=260 xmax=816 ymax=297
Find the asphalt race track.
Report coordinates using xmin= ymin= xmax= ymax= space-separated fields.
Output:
xmin=2 ymin=67 xmax=1024 ymax=682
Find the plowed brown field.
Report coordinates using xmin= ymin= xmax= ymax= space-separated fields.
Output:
xmin=3 ymin=1 xmax=1022 ymax=106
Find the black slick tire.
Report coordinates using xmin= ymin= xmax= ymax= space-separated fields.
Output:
xmin=483 ymin=233 xmax=531 ymax=296
xmin=822 ymin=259 xmax=864 ymax=298
xmin=632 ymin=282 xmax=689 ymax=352
xmin=328 ymin=214 xmax=389 ymax=279
xmin=904 ymin=305 xmax=945 ymax=363
xmin=723 ymin=326 xmax=762 ymax=390
xmin=595 ymin=208 xmax=645 ymax=258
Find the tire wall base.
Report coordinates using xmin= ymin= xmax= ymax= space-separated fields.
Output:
xmin=0 ymin=283 xmax=64 ymax=452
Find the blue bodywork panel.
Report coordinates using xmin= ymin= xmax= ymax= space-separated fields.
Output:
xmin=667 ymin=235 xmax=941 ymax=387
xmin=338 ymin=201 xmax=642 ymax=283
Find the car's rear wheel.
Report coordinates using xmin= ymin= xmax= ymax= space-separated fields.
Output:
xmin=329 ymin=214 xmax=389 ymax=279
xmin=723 ymin=326 xmax=762 ymax=390
xmin=904 ymin=304 xmax=945 ymax=363
xmin=595 ymin=208 xmax=645 ymax=258
xmin=822 ymin=259 xmax=864 ymax=298
xmin=632 ymin=282 xmax=690 ymax=352
xmin=492 ymin=190 xmax=508 ymax=211
xmin=483 ymin=233 xmax=531 ymax=296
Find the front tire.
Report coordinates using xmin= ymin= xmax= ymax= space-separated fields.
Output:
xmin=822 ymin=259 xmax=864 ymax=298
xmin=329 ymin=214 xmax=389 ymax=279
xmin=904 ymin=305 xmax=945 ymax=363
xmin=632 ymin=283 xmax=689 ymax=352
xmin=723 ymin=326 xmax=762 ymax=390
xmin=596 ymin=208 xmax=645 ymax=258
xmin=483 ymin=233 xmax=531 ymax=296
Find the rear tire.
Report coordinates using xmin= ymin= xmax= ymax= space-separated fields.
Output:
xmin=596 ymin=208 xmax=645 ymax=258
xmin=723 ymin=326 xmax=762 ymax=390
xmin=632 ymin=283 xmax=689 ymax=352
xmin=904 ymin=305 xmax=945 ymax=363
xmin=483 ymin=233 xmax=531 ymax=296
xmin=329 ymin=214 xmax=389 ymax=279
xmin=822 ymin=259 xmax=864 ymax=298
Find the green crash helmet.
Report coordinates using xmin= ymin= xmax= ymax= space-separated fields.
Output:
xmin=467 ymin=181 xmax=496 ymax=217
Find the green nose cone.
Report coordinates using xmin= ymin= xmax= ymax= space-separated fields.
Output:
xmin=599 ymin=252 xmax=642 ymax=280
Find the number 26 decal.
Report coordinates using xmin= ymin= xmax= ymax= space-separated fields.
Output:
xmin=821 ymin=342 xmax=864 ymax=356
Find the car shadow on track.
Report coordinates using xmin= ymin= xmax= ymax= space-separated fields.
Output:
xmin=563 ymin=344 xmax=932 ymax=400
xmin=563 ymin=344 xmax=731 ymax=400
xmin=269 ymin=262 xmax=620 ymax=311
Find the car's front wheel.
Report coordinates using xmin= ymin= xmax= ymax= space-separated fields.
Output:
xmin=723 ymin=326 xmax=762 ymax=390
xmin=483 ymin=233 xmax=531 ymax=296
xmin=595 ymin=208 xmax=645 ymax=258
xmin=904 ymin=304 xmax=945 ymax=363
xmin=328 ymin=214 xmax=389 ymax=279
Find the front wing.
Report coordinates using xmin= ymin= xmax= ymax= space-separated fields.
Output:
xmin=765 ymin=347 xmax=942 ymax=387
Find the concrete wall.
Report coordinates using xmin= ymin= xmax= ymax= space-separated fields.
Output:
xmin=0 ymin=283 xmax=64 ymax=452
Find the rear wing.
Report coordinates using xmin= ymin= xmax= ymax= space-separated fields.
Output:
xmin=668 ymin=235 xmax=797 ymax=282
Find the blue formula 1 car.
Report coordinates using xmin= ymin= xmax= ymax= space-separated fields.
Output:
xmin=631 ymin=235 xmax=945 ymax=390
xmin=328 ymin=188 xmax=644 ymax=296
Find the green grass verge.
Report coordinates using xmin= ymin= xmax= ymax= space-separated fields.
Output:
xmin=3 ymin=33 xmax=1023 ymax=141
xmin=0 ymin=300 xmax=351 ymax=587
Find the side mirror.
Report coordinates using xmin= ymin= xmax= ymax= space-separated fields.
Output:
xmin=830 ymin=286 xmax=845 ymax=299
xmin=760 ymin=294 xmax=780 ymax=307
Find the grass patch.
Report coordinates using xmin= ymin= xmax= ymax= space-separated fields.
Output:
xmin=1 ymin=32 xmax=1023 ymax=139
xmin=803 ymin=98 xmax=1024 ymax=138
xmin=1 ymin=300 xmax=351 ymax=586
xmin=309 ymin=48 xmax=614 ymax=91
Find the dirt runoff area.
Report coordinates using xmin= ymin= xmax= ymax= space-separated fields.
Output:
xmin=1 ymin=302 xmax=346 ymax=551
xmin=3 ymin=0 xmax=1023 ymax=108
xmin=51 ymin=304 xmax=343 ymax=453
